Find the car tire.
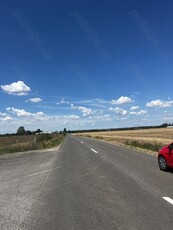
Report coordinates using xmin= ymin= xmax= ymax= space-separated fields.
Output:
xmin=158 ymin=156 xmax=168 ymax=171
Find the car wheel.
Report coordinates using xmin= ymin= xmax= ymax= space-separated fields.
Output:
xmin=158 ymin=156 xmax=168 ymax=171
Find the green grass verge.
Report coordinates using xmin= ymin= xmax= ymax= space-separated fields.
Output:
xmin=124 ymin=140 xmax=163 ymax=152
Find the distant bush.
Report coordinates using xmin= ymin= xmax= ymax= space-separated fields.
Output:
xmin=36 ymin=133 xmax=52 ymax=142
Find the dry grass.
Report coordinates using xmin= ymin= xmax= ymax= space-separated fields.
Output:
xmin=76 ymin=128 xmax=173 ymax=154
xmin=0 ymin=135 xmax=35 ymax=147
xmin=0 ymin=134 xmax=64 ymax=155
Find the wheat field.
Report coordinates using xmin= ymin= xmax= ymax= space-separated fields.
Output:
xmin=77 ymin=128 xmax=173 ymax=153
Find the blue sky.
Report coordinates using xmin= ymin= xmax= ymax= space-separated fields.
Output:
xmin=0 ymin=0 xmax=173 ymax=133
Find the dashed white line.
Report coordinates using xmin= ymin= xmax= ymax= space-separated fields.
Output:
xmin=81 ymin=141 xmax=83 ymax=144
xmin=91 ymin=148 xmax=98 ymax=153
xmin=163 ymin=197 xmax=173 ymax=205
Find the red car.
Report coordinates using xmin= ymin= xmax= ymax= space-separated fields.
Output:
xmin=158 ymin=142 xmax=173 ymax=171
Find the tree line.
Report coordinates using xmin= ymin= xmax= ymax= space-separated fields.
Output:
xmin=16 ymin=126 xmax=43 ymax=135
xmin=0 ymin=126 xmax=67 ymax=136
xmin=0 ymin=123 xmax=171 ymax=137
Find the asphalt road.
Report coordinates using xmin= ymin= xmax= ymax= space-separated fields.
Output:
xmin=1 ymin=134 xmax=173 ymax=230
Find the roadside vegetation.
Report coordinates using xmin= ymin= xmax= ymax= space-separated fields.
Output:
xmin=76 ymin=128 xmax=173 ymax=154
xmin=0 ymin=126 xmax=66 ymax=155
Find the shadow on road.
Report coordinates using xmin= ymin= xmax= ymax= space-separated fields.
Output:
xmin=167 ymin=168 xmax=173 ymax=174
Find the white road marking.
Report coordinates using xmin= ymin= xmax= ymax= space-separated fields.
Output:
xmin=163 ymin=197 xmax=173 ymax=205
xmin=25 ymin=166 xmax=62 ymax=177
xmin=91 ymin=148 xmax=98 ymax=153
xmin=81 ymin=141 xmax=83 ymax=144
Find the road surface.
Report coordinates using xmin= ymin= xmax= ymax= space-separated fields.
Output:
xmin=0 ymin=135 xmax=173 ymax=230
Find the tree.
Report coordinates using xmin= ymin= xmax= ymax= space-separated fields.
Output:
xmin=63 ymin=128 xmax=67 ymax=135
xmin=35 ymin=129 xmax=42 ymax=134
xmin=17 ymin=126 xmax=25 ymax=135
xmin=25 ymin=130 xmax=32 ymax=135
xmin=160 ymin=123 xmax=168 ymax=128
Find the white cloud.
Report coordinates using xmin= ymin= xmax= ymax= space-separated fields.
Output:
xmin=67 ymin=115 xmax=80 ymax=119
xmin=130 ymin=106 xmax=139 ymax=110
xmin=103 ymin=114 xmax=111 ymax=121
xmin=130 ymin=110 xmax=147 ymax=115
xmin=1 ymin=81 xmax=31 ymax=96
xmin=71 ymin=104 xmax=93 ymax=116
xmin=0 ymin=116 xmax=13 ymax=121
xmin=27 ymin=97 xmax=42 ymax=103
xmin=95 ymin=98 xmax=109 ymax=104
xmin=0 ymin=112 xmax=7 ymax=116
xmin=146 ymin=99 xmax=173 ymax=108
xmin=7 ymin=107 xmax=31 ymax=117
xmin=110 ymin=107 xmax=128 ymax=116
xmin=6 ymin=107 xmax=45 ymax=118
xmin=36 ymin=112 xmax=45 ymax=117
xmin=57 ymin=98 xmax=70 ymax=105
xmin=163 ymin=117 xmax=173 ymax=121
xmin=117 ymin=117 xmax=128 ymax=120
xmin=111 ymin=96 xmax=134 ymax=105
xmin=103 ymin=115 xmax=110 ymax=118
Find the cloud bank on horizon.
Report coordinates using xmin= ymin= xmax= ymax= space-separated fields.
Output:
xmin=0 ymin=79 xmax=172 ymax=134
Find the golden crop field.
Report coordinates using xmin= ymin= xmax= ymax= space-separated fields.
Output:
xmin=77 ymin=128 xmax=173 ymax=153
